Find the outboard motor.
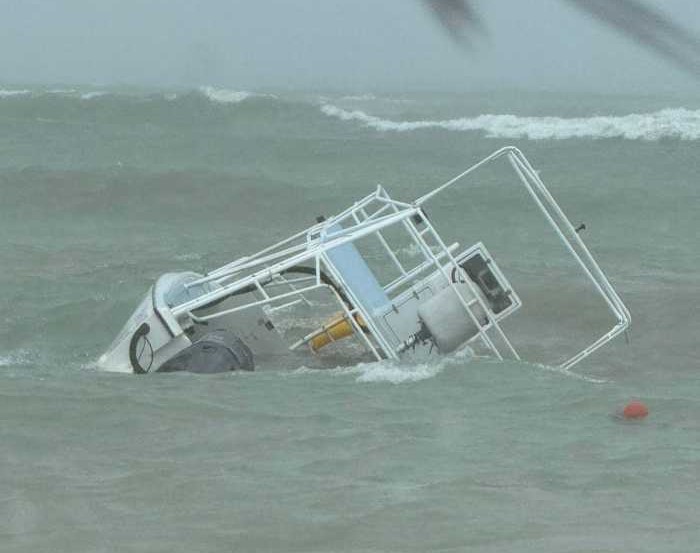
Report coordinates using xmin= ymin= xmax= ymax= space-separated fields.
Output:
xmin=157 ymin=330 xmax=254 ymax=374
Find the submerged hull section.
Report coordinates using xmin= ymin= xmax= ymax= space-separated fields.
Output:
xmin=98 ymin=272 xmax=293 ymax=374
xmin=157 ymin=330 xmax=254 ymax=374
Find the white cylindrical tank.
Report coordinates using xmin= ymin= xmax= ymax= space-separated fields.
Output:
xmin=417 ymin=283 xmax=489 ymax=353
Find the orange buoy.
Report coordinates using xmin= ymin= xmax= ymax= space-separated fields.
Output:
xmin=622 ymin=401 xmax=649 ymax=420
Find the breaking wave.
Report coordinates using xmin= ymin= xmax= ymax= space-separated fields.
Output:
xmin=199 ymin=86 xmax=254 ymax=104
xmin=0 ymin=88 xmax=110 ymax=100
xmin=198 ymin=86 xmax=276 ymax=104
xmin=320 ymin=104 xmax=700 ymax=140
xmin=0 ymin=89 xmax=31 ymax=97
xmin=0 ymin=350 xmax=34 ymax=367
xmin=339 ymin=94 xmax=377 ymax=101
xmin=4 ymin=86 xmax=698 ymax=141
xmin=80 ymin=91 xmax=108 ymax=100
xmin=0 ymin=86 xmax=275 ymax=105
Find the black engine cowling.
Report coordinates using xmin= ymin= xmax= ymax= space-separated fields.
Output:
xmin=157 ymin=330 xmax=254 ymax=374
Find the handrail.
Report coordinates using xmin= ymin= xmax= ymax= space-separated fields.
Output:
xmin=414 ymin=146 xmax=630 ymax=370
xmin=175 ymin=146 xmax=629 ymax=371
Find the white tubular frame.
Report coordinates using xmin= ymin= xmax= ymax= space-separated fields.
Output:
xmin=416 ymin=146 xmax=630 ymax=370
xmin=170 ymin=147 xmax=629 ymax=370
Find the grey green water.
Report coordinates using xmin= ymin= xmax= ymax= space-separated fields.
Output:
xmin=1 ymin=87 xmax=699 ymax=552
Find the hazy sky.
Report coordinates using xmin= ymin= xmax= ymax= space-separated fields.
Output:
xmin=1 ymin=0 xmax=699 ymax=93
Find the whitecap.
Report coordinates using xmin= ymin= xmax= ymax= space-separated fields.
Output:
xmin=198 ymin=86 xmax=278 ymax=104
xmin=46 ymin=88 xmax=78 ymax=95
xmin=339 ymin=94 xmax=377 ymax=101
xmin=0 ymin=89 xmax=31 ymax=98
xmin=0 ymin=350 xmax=33 ymax=367
xmin=200 ymin=86 xmax=252 ymax=104
xmin=174 ymin=252 xmax=202 ymax=261
xmin=320 ymin=104 xmax=700 ymax=141
xmin=80 ymin=91 xmax=108 ymax=100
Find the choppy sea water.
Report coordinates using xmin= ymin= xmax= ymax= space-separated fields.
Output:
xmin=1 ymin=86 xmax=699 ymax=552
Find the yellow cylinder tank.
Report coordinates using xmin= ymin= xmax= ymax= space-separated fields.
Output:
xmin=310 ymin=313 xmax=366 ymax=352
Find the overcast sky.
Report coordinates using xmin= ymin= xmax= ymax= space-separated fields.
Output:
xmin=1 ymin=0 xmax=699 ymax=93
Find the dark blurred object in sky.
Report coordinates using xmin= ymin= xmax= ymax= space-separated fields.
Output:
xmin=424 ymin=0 xmax=700 ymax=76
xmin=422 ymin=0 xmax=484 ymax=46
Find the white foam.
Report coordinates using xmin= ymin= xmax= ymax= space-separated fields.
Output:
xmin=44 ymin=88 xmax=77 ymax=95
xmin=291 ymin=348 xmax=609 ymax=384
xmin=353 ymin=361 xmax=447 ymax=383
xmin=199 ymin=86 xmax=252 ymax=104
xmin=0 ymin=350 xmax=33 ymax=367
xmin=339 ymin=94 xmax=377 ymax=101
xmin=397 ymin=243 xmax=423 ymax=258
xmin=291 ymin=361 xmax=447 ymax=384
xmin=291 ymin=348 xmax=475 ymax=384
xmin=80 ymin=91 xmax=108 ymax=100
xmin=198 ymin=86 xmax=277 ymax=105
xmin=174 ymin=252 xmax=202 ymax=261
xmin=0 ymin=89 xmax=31 ymax=98
xmin=528 ymin=362 xmax=609 ymax=384
xmin=396 ymin=242 xmax=441 ymax=259
xmin=320 ymin=104 xmax=700 ymax=141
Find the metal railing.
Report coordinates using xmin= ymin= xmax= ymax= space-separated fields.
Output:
xmin=169 ymin=147 xmax=629 ymax=370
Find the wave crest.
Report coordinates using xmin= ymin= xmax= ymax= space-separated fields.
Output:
xmin=80 ymin=91 xmax=108 ymax=100
xmin=320 ymin=104 xmax=700 ymax=140
xmin=199 ymin=86 xmax=276 ymax=104
xmin=0 ymin=349 xmax=34 ymax=367
xmin=0 ymin=89 xmax=31 ymax=98
xmin=199 ymin=86 xmax=253 ymax=104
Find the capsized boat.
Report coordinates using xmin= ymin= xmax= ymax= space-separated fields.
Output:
xmin=98 ymin=147 xmax=630 ymax=374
